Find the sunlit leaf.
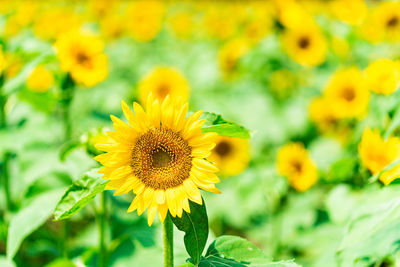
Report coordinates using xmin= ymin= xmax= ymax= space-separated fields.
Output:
xmin=201 ymin=112 xmax=250 ymax=139
xmin=53 ymin=169 xmax=107 ymax=221
xmin=171 ymin=200 xmax=208 ymax=265
xmin=7 ymin=189 xmax=65 ymax=259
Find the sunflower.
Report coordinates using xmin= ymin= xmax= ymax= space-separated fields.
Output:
xmin=125 ymin=0 xmax=165 ymax=42
xmin=281 ymin=25 xmax=327 ymax=67
xmin=309 ymin=97 xmax=338 ymax=133
xmin=329 ymin=0 xmax=367 ymax=26
xmin=373 ymin=1 xmax=400 ymax=42
xmin=277 ymin=142 xmax=318 ymax=192
xmin=167 ymin=10 xmax=194 ymax=40
xmin=138 ymin=66 xmax=190 ymax=105
xmin=218 ymin=38 xmax=250 ymax=79
xmin=208 ymin=136 xmax=250 ymax=177
xmin=26 ymin=66 xmax=54 ymax=93
xmin=323 ymin=67 xmax=369 ymax=119
xmin=365 ymin=58 xmax=400 ymax=95
xmin=95 ymin=95 xmax=221 ymax=225
xmin=55 ymin=31 xmax=108 ymax=87
xmin=358 ymin=128 xmax=400 ymax=185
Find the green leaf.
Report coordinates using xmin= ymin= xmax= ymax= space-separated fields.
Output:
xmin=0 ymin=256 xmax=15 ymax=267
xmin=53 ymin=169 xmax=107 ymax=221
xmin=44 ymin=259 xmax=76 ymax=267
xmin=201 ymin=112 xmax=250 ymax=139
xmin=7 ymin=189 xmax=65 ymax=259
xmin=171 ymin=200 xmax=209 ymax=265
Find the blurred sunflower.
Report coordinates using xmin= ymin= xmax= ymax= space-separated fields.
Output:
xmin=208 ymin=136 xmax=250 ymax=177
xmin=365 ymin=58 xmax=400 ymax=95
xmin=218 ymin=38 xmax=249 ymax=79
xmin=277 ymin=142 xmax=318 ymax=192
xmin=359 ymin=128 xmax=400 ymax=185
xmin=125 ymin=0 xmax=165 ymax=42
xmin=95 ymin=95 xmax=220 ymax=225
xmin=100 ymin=13 xmax=126 ymax=40
xmin=281 ymin=25 xmax=327 ymax=67
xmin=268 ymin=69 xmax=297 ymax=98
xmin=331 ymin=36 xmax=350 ymax=60
xmin=167 ymin=10 xmax=194 ymax=40
xmin=138 ymin=66 xmax=190 ymax=105
xmin=329 ymin=0 xmax=367 ymax=26
xmin=309 ymin=97 xmax=338 ymax=133
xmin=26 ymin=66 xmax=54 ymax=93
xmin=202 ymin=6 xmax=238 ymax=40
xmin=275 ymin=0 xmax=315 ymax=29
xmin=323 ymin=67 xmax=369 ymax=119
xmin=55 ymin=31 xmax=108 ymax=87
xmin=372 ymin=1 xmax=400 ymax=42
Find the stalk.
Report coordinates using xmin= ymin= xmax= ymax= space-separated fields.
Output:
xmin=61 ymin=74 xmax=75 ymax=140
xmin=163 ymin=215 xmax=174 ymax=267
xmin=98 ymin=191 xmax=107 ymax=267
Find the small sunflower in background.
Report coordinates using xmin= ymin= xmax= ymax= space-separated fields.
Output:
xmin=138 ymin=66 xmax=190 ymax=105
xmin=125 ymin=0 xmax=165 ymax=42
xmin=329 ymin=0 xmax=367 ymax=26
xmin=275 ymin=0 xmax=315 ymax=29
xmin=281 ymin=25 xmax=327 ymax=67
xmin=208 ymin=136 xmax=250 ymax=177
xmin=323 ymin=67 xmax=369 ymax=119
xmin=95 ymin=95 xmax=220 ymax=225
xmin=330 ymin=36 xmax=350 ymax=60
xmin=372 ymin=1 xmax=400 ymax=43
xmin=202 ymin=6 xmax=238 ymax=41
xmin=309 ymin=97 xmax=338 ymax=133
xmin=167 ymin=10 xmax=195 ymax=40
xmin=218 ymin=38 xmax=249 ymax=79
xmin=26 ymin=66 xmax=54 ymax=93
xmin=277 ymin=142 xmax=318 ymax=192
xmin=268 ymin=69 xmax=297 ymax=99
xmin=359 ymin=128 xmax=400 ymax=185
xmin=54 ymin=31 xmax=108 ymax=87
xmin=365 ymin=58 xmax=400 ymax=95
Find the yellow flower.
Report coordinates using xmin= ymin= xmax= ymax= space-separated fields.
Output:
xmin=208 ymin=136 xmax=250 ymax=177
xmin=309 ymin=97 xmax=338 ymax=133
xmin=4 ymin=53 xmax=22 ymax=79
xmin=138 ymin=66 xmax=190 ymax=105
xmin=331 ymin=36 xmax=350 ymax=60
xmin=95 ymin=95 xmax=221 ymax=225
xmin=167 ymin=11 xmax=194 ymax=39
xmin=365 ymin=58 xmax=400 ymax=95
xmin=26 ymin=66 xmax=54 ymax=93
xmin=100 ymin=13 xmax=126 ymax=40
xmin=358 ymin=128 xmax=400 ymax=185
xmin=125 ymin=0 xmax=165 ymax=42
xmin=203 ymin=6 xmax=238 ymax=40
xmin=275 ymin=0 xmax=316 ymax=29
xmin=277 ymin=142 xmax=318 ymax=192
xmin=33 ymin=7 xmax=82 ymax=41
xmin=268 ymin=69 xmax=297 ymax=98
xmin=0 ymin=47 xmax=6 ymax=75
xmin=55 ymin=31 xmax=108 ymax=87
xmin=372 ymin=1 xmax=400 ymax=42
xmin=281 ymin=25 xmax=327 ymax=67
xmin=329 ymin=0 xmax=367 ymax=26
xmin=218 ymin=38 xmax=250 ymax=79
xmin=323 ymin=67 xmax=370 ymax=118
xmin=5 ymin=1 xmax=37 ymax=37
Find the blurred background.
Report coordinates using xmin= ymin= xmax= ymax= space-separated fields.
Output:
xmin=1 ymin=0 xmax=400 ymax=266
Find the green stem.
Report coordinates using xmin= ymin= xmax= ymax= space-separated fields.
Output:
xmin=2 ymin=152 xmax=12 ymax=211
xmin=98 ymin=191 xmax=107 ymax=267
xmin=61 ymin=74 xmax=75 ymax=140
xmin=163 ymin=215 xmax=174 ymax=267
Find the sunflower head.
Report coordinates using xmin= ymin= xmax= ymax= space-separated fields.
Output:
xmin=277 ymin=142 xmax=318 ymax=192
xmin=209 ymin=136 xmax=250 ymax=177
xmin=27 ymin=65 xmax=54 ymax=93
xmin=323 ymin=67 xmax=369 ymax=119
xmin=218 ymin=38 xmax=249 ymax=78
xmin=282 ymin=25 xmax=327 ymax=66
xmin=138 ymin=66 xmax=190 ymax=105
xmin=365 ymin=58 xmax=400 ymax=95
xmin=55 ymin=31 xmax=108 ymax=87
xmin=95 ymin=95 xmax=221 ymax=226
xmin=375 ymin=2 xmax=400 ymax=42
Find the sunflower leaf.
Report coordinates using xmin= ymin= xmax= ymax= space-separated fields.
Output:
xmin=53 ymin=169 xmax=107 ymax=221
xmin=171 ymin=200 xmax=209 ymax=265
xmin=7 ymin=189 xmax=65 ymax=260
xmin=201 ymin=112 xmax=250 ymax=139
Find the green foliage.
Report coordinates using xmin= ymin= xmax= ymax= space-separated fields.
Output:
xmin=171 ymin=200 xmax=209 ymax=265
xmin=201 ymin=112 xmax=251 ymax=139
xmin=53 ymin=169 xmax=107 ymax=221
xmin=7 ymin=189 xmax=65 ymax=259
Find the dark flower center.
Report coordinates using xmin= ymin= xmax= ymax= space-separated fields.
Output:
xmin=298 ymin=36 xmax=310 ymax=49
xmin=215 ymin=141 xmax=232 ymax=157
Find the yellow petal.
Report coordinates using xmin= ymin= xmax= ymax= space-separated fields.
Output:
xmin=147 ymin=205 xmax=157 ymax=226
xmin=192 ymin=158 xmax=219 ymax=173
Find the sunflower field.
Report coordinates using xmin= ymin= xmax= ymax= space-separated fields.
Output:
xmin=2 ymin=0 xmax=400 ymax=266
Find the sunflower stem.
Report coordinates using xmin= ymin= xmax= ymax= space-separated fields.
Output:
xmin=61 ymin=74 xmax=75 ymax=140
xmin=2 ymin=152 xmax=12 ymax=211
xmin=163 ymin=214 xmax=174 ymax=267
xmin=98 ymin=191 xmax=107 ymax=267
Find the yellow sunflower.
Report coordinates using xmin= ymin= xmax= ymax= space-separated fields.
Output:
xmin=26 ymin=66 xmax=54 ymax=93
xmin=372 ymin=1 xmax=400 ymax=42
xmin=277 ymin=142 xmax=318 ymax=192
xmin=365 ymin=58 xmax=400 ymax=95
xmin=125 ymin=0 xmax=165 ymax=42
xmin=309 ymin=97 xmax=338 ymax=133
xmin=281 ymin=25 xmax=327 ymax=67
xmin=208 ymin=136 xmax=250 ymax=177
xmin=329 ymin=0 xmax=367 ymax=26
xmin=95 ymin=95 xmax=221 ymax=225
xmin=55 ymin=31 xmax=108 ymax=87
xmin=358 ymin=128 xmax=400 ymax=185
xmin=218 ymin=38 xmax=250 ymax=79
xmin=167 ymin=10 xmax=194 ymax=40
xmin=138 ymin=66 xmax=190 ymax=105
xmin=323 ymin=67 xmax=370 ymax=119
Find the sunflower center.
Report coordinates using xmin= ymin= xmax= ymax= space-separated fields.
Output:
xmin=387 ymin=16 xmax=399 ymax=28
xmin=291 ymin=160 xmax=303 ymax=174
xmin=131 ymin=127 xmax=192 ymax=190
xmin=215 ymin=141 xmax=232 ymax=157
xmin=298 ymin=36 xmax=310 ymax=49
xmin=156 ymin=83 xmax=170 ymax=99
xmin=341 ymin=87 xmax=356 ymax=101
xmin=75 ymin=51 xmax=93 ymax=68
